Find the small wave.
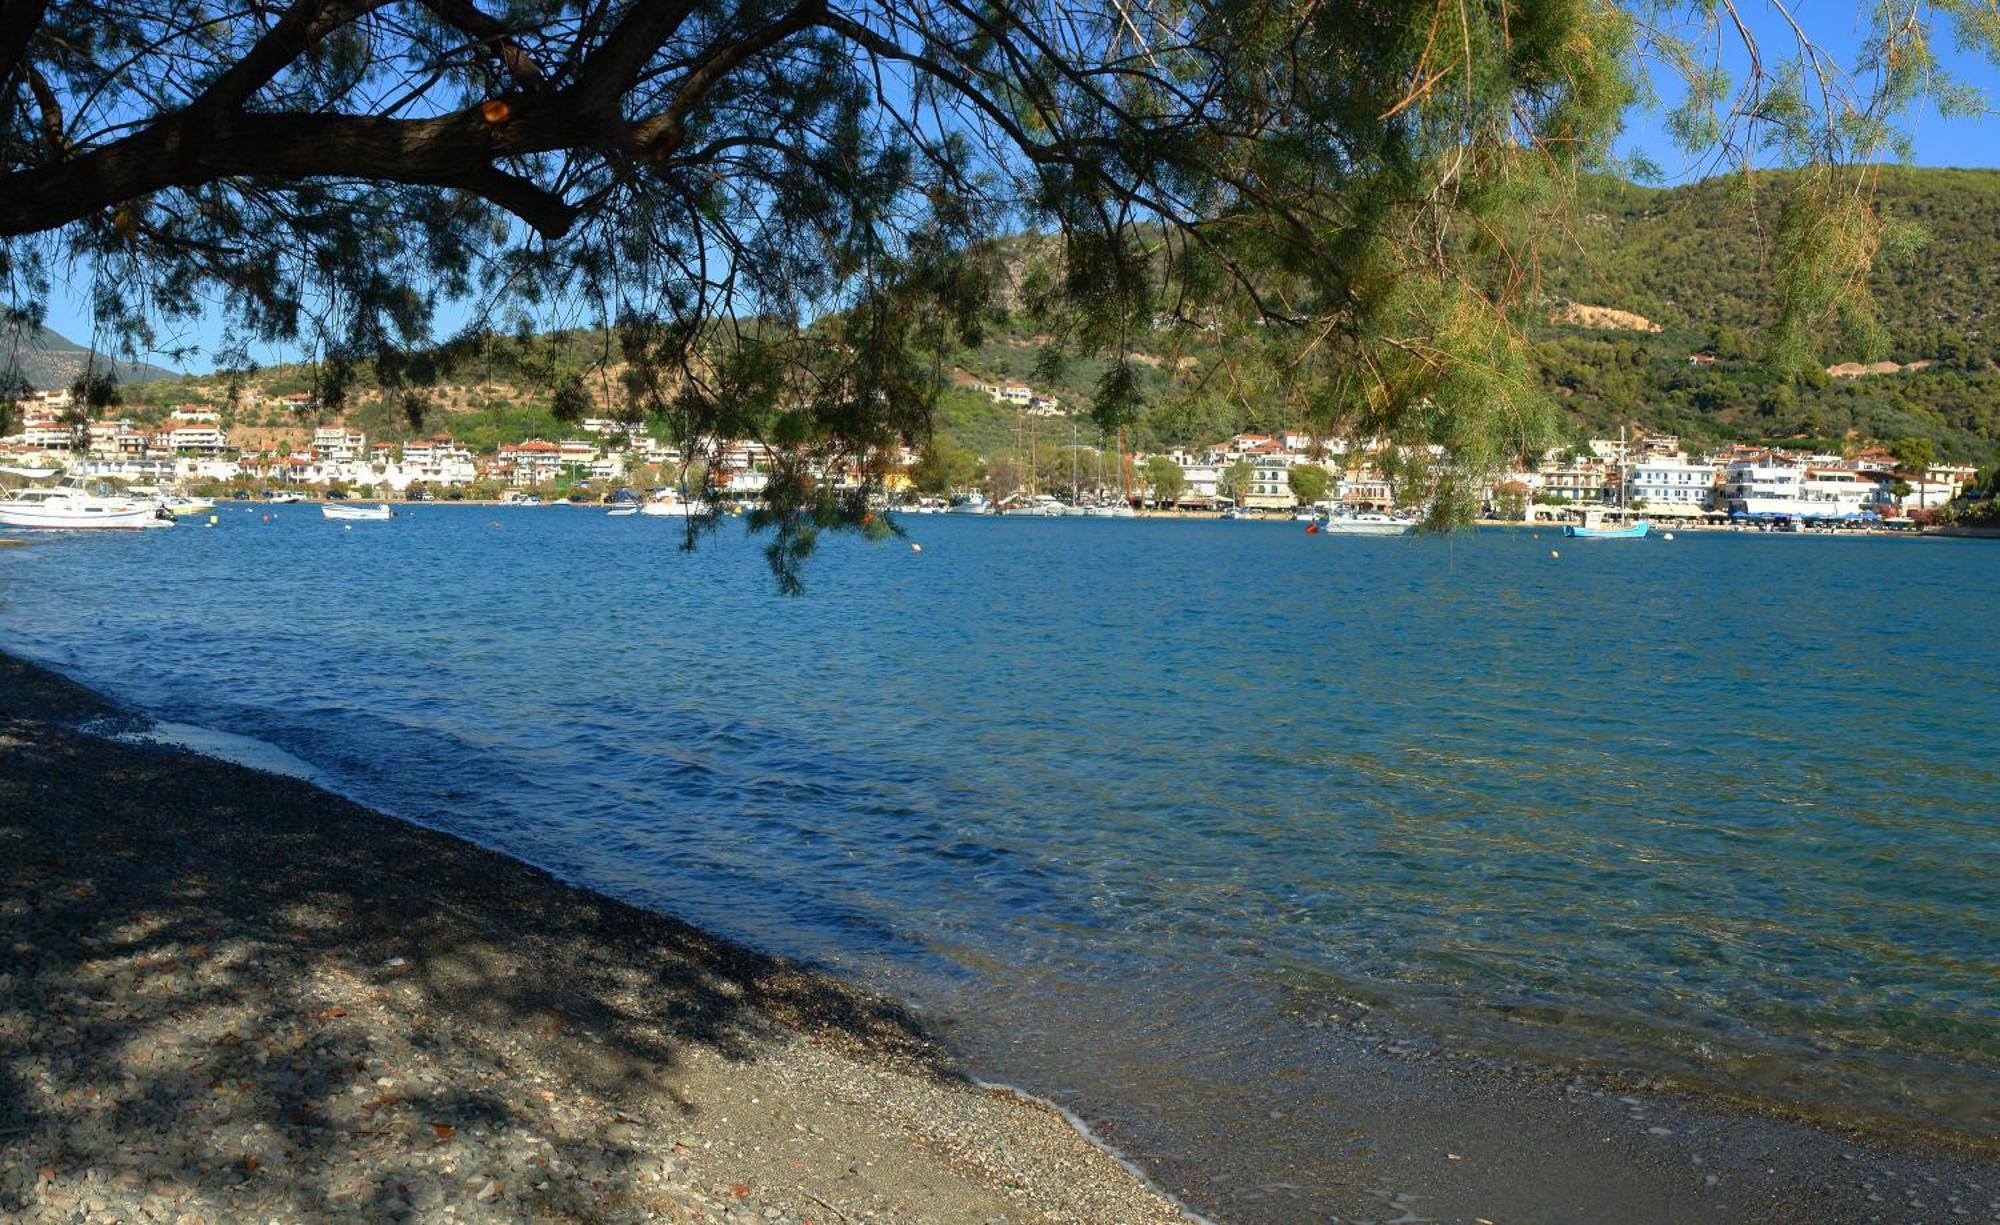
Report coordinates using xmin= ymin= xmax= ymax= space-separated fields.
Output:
xmin=99 ymin=718 xmax=332 ymax=785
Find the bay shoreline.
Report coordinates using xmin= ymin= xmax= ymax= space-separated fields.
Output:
xmin=0 ymin=650 xmax=1189 ymax=1224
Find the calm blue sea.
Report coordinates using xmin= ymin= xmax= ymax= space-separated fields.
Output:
xmin=3 ymin=507 xmax=1996 ymax=1207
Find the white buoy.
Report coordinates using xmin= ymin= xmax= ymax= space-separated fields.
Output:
xmin=1550 ymin=549 xmax=1560 ymax=558
xmin=1662 ymin=532 xmax=1675 ymax=541
xmin=344 ymin=524 xmax=353 ymax=531
xmin=910 ymin=542 xmax=922 ymax=553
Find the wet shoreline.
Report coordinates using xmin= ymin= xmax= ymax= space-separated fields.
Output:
xmin=0 ymin=650 xmax=1186 ymax=1224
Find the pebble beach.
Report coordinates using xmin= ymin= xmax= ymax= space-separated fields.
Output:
xmin=0 ymin=652 xmax=1186 ymax=1225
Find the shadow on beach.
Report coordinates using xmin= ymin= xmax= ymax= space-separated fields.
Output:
xmin=0 ymin=654 xmax=985 ymax=1222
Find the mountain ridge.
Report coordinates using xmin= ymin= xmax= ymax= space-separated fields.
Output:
xmin=0 ymin=323 xmax=178 ymax=393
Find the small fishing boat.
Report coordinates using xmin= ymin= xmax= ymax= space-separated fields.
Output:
xmin=1315 ymin=511 xmax=1415 ymax=536
xmin=0 ymin=477 xmax=175 ymax=530
xmin=1562 ymin=515 xmax=1649 ymax=539
xmin=323 ymin=502 xmax=394 ymax=521
xmin=266 ymin=491 xmax=306 ymax=504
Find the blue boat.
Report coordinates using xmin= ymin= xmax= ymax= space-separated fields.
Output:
xmin=1563 ymin=518 xmax=1650 ymax=539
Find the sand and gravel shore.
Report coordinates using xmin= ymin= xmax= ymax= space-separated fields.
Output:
xmin=0 ymin=652 xmax=1187 ymax=1225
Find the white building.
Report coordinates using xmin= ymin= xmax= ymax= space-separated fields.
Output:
xmin=70 ymin=455 xmax=178 ymax=482
xmin=1899 ymin=475 xmax=1959 ymax=512
xmin=163 ymin=422 xmax=230 ymax=454
xmin=1243 ymin=455 xmax=1298 ymax=509
xmin=497 ymin=439 xmax=563 ymax=484
xmin=20 ymin=415 xmax=76 ymax=450
xmin=1802 ymin=468 xmax=1883 ymax=517
xmin=1169 ymin=451 xmax=1223 ymax=501
xmin=312 ymin=426 xmax=366 ymax=461
xmin=1338 ymin=474 xmax=1394 ymax=508
xmin=580 ymin=417 xmax=645 ymax=439
xmin=1926 ymin=463 xmax=1980 ymax=500
xmin=1539 ymin=461 xmax=1610 ymax=503
xmin=1720 ymin=455 xmax=1875 ymax=519
xmin=1624 ymin=457 xmax=1716 ymax=512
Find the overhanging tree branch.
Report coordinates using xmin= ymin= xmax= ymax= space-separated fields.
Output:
xmin=0 ymin=104 xmax=584 ymax=237
xmin=0 ymin=0 xmax=47 ymax=88
xmin=632 ymin=0 xmax=829 ymax=156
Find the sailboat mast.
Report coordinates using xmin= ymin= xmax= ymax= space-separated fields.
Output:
xmin=1070 ymin=421 xmax=1078 ymax=502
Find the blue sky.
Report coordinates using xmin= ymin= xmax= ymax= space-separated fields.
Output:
xmin=1615 ymin=0 xmax=2000 ymax=177
xmin=37 ymin=1 xmax=2000 ymax=372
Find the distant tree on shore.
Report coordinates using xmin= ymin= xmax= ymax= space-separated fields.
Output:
xmin=2 ymin=2 xmax=1993 ymax=584
xmin=910 ymin=437 xmax=977 ymax=496
xmin=1220 ymin=461 xmax=1255 ymax=506
xmin=1287 ymin=465 xmax=1332 ymax=507
xmin=1893 ymin=436 xmax=1938 ymax=476
xmin=984 ymin=453 xmax=1024 ymax=501
xmin=1141 ymin=455 xmax=1185 ymax=507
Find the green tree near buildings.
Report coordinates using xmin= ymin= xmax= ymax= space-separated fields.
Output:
xmin=910 ymin=437 xmax=978 ymax=496
xmin=985 ymin=453 xmax=1025 ymax=501
xmin=1287 ymin=465 xmax=1333 ymax=507
xmin=1893 ymin=436 xmax=1938 ymax=475
xmin=1220 ymin=461 xmax=1256 ymax=506
xmin=1142 ymin=456 xmax=1186 ymax=507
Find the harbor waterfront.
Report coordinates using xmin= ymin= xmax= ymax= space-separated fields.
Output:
xmin=3 ymin=508 xmax=1998 ymax=1220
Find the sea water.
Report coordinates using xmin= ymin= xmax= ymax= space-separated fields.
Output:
xmin=3 ymin=507 xmax=1996 ymax=1213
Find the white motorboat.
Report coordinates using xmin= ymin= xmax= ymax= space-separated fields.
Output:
xmin=1314 ymin=512 xmax=1414 ymax=536
xmin=0 ymin=477 xmax=175 ymax=530
xmin=946 ymin=493 xmax=993 ymax=515
xmin=999 ymin=494 xmax=1067 ymax=516
xmin=638 ymin=494 xmax=709 ymax=517
xmin=607 ymin=505 xmax=640 ymax=517
xmin=163 ymin=495 xmax=215 ymax=517
xmin=266 ymin=491 xmax=306 ymax=504
xmin=323 ymin=502 xmax=394 ymax=521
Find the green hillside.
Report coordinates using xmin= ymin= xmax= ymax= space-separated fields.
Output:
xmin=1526 ymin=168 xmax=2000 ymax=468
xmin=1546 ymin=167 xmax=2000 ymax=360
xmin=935 ymin=168 xmax=2000 ymax=473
